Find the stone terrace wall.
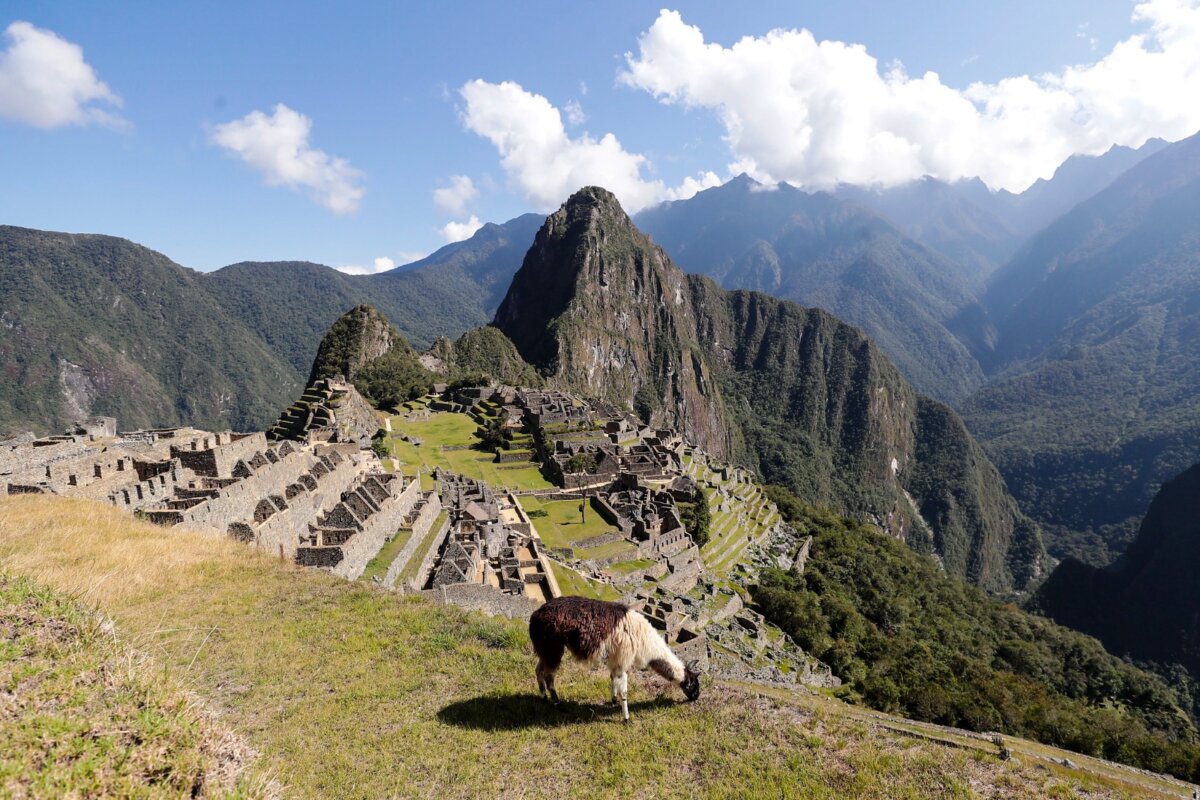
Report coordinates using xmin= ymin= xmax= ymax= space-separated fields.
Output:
xmin=329 ymin=476 xmax=423 ymax=580
xmin=416 ymin=583 xmax=539 ymax=620
xmin=382 ymin=494 xmax=446 ymax=588
xmin=250 ymin=454 xmax=360 ymax=560
xmin=175 ymin=444 xmax=319 ymax=532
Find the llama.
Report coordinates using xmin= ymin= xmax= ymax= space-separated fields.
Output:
xmin=528 ymin=595 xmax=701 ymax=722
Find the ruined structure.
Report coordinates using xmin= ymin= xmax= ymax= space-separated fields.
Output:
xmin=410 ymin=471 xmax=558 ymax=618
xmin=3 ymin=416 xmax=436 ymax=582
xmin=269 ymin=377 xmax=379 ymax=446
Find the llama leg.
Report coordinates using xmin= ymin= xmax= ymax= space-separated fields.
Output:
xmin=610 ymin=671 xmax=619 ymax=706
xmin=617 ymin=671 xmax=630 ymax=723
xmin=536 ymin=661 xmax=560 ymax=704
xmin=535 ymin=660 xmax=548 ymax=698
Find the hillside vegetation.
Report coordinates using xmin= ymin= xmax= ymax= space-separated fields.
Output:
xmin=0 ymin=495 xmax=1143 ymax=799
xmin=1033 ymin=463 xmax=1200 ymax=720
xmin=0 ymin=226 xmax=300 ymax=434
xmin=966 ymin=131 xmax=1200 ymax=564
xmin=753 ymin=489 xmax=1200 ymax=782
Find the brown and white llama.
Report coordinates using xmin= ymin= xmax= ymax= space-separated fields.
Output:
xmin=528 ymin=595 xmax=701 ymax=722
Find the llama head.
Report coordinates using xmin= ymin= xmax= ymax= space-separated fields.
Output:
xmin=681 ymin=659 xmax=702 ymax=701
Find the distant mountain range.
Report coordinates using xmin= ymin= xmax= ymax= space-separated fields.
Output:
xmin=635 ymin=176 xmax=990 ymax=403
xmin=0 ymin=214 xmax=541 ymax=434
xmin=2 ymin=133 xmax=1196 ymax=573
xmin=964 ymin=131 xmax=1200 ymax=563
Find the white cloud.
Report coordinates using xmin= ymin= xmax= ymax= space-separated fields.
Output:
xmin=458 ymin=78 xmax=719 ymax=212
xmin=211 ymin=104 xmax=364 ymax=214
xmin=0 ymin=21 xmax=124 ymax=129
xmin=336 ymin=255 xmax=418 ymax=275
xmin=440 ymin=215 xmax=484 ymax=243
xmin=433 ymin=174 xmax=478 ymax=215
xmin=620 ymin=3 xmax=1200 ymax=192
xmin=564 ymin=99 xmax=586 ymax=126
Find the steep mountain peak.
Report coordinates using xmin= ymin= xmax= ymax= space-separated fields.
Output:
xmin=494 ymin=186 xmax=730 ymax=453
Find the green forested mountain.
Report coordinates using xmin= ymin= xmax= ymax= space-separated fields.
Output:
xmin=425 ymin=326 xmax=543 ymax=387
xmin=754 ymin=491 xmax=1200 ymax=781
xmin=635 ymin=176 xmax=990 ymax=403
xmin=963 ymin=131 xmax=1200 ymax=563
xmin=0 ymin=215 xmax=541 ymax=436
xmin=496 ymin=186 xmax=1044 ymax=594
xmin=1032 ymin=463 xmax=1200 ymax=718
xmin=0 ymin=226 xmax=300 ymax=434
xmin=204 ymin=213 xmax=543 ymax=374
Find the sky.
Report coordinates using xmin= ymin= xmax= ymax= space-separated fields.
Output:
xmin=2 ymin=1 xmax=1199 ymax=273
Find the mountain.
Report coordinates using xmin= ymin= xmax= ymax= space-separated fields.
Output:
xmin=635 ymin=176 xmax=990 ymax=404
xmin=993 ymin=139 xmax=1169 ymax=238
xmin=0 ymin=225 xmax=300 ymax=434
xmin=203 ymin=213 xmax=543 ymax=375
xmin=963 ymin=131 xmax=1200 ymax=563
xmin=837 ymin=139 xmax=1168 ymax=285
xmin=424 ymin=326 xmax=543 ymax=387
xmin=836 ymin=177 xmax=1020 ymax=287
xmin=1032 ymin=463 xmax=1200 ymax=714
xmin=496 ymin=186 xmax=1044 ymax=594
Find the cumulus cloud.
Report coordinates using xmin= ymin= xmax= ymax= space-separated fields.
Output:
xmin=433 ymin=174 xmax=478 ymax=215
xmin=0 ymin=21 xmax=124 ymax=129
xmin=211 ymin=104 xmax=364 ymax=214
xmin=440 ymin=215 xmax=484 ymax=243
xmin=336 ymin=260 xmax=410 ymax=278
xmin=620 ymin=3 xmax=1200 ymax=191
xmin=458 ymin=79 xmax=717 ymax=212
xmin=564 ymin=99 xmax=586 ymax=126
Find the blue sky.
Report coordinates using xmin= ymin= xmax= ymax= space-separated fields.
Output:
xmin=2 ymin=1 xmax=1197 ymax=273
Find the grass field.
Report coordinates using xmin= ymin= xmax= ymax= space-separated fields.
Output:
xmin=546 ymin=560 xmax=622 ymax=602
xmin=0 ymin=496 xmax=1164 ymax=799
xmin=388 ymin=412 xmax=554 ymax=491
xmin=358 ymin=529 xmax=412 ymax=583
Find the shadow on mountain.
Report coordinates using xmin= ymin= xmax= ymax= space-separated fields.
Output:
xmin=437 ymin=693 xmax=677 ymax=730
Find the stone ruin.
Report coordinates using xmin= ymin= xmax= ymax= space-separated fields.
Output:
xmin=405 ymin=471 xmax=558 ymax=618
xmin=269 ymin=376 xmax=379 ymax=447
xmin=2 ymin=416 xmax=438 ymax=583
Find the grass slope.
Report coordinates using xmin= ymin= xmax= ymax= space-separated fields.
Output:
xmin=0 ymin=496 xmax=1140 ymax=799
xmin=0 ymin=573 xmax=266 ymax=798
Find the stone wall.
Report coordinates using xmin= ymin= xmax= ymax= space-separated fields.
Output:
xmin=248 ymin=454 xmax=360 ymax=560
xmin=417 ymin=583 xmax=540 ymax=620
xmin=384 ymin=507 xmax=449 ymax=589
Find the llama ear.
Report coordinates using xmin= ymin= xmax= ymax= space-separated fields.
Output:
xmin=687 ymin=659 xmax=701 ymax=674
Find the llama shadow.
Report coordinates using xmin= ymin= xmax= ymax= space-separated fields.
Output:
xmin=438 ymin=693 xmax=678 ymax=730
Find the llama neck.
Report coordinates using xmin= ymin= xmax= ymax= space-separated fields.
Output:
xmin=647 ymin=638 xmax=685 ymax=683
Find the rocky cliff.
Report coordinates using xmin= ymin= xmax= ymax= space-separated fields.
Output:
xmin=1032 ymin=463 xmax=1200 ymax=686
xmin=495 ymin=187 xmax=1044 ymax=593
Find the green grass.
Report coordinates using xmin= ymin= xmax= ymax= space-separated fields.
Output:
xmin=606 ymin=558 xmax=656 ymax=575
xmin=530 ymin=499 xmax=616 ymax=550
xmin=547 ymin=560 xmax=622 ymax=602
xmin=397 ymin=510 xmax=449 ymax=586
xmin=388 ymin=412 xmax=555 ymax=490
xmin=358 ymin=529 xmax=412 ymax=583
xmin=0 ymin=572 xmax=265 ymax=798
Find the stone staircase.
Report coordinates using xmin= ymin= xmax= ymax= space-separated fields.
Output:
xmin=268 ymin=379 xmax=339 ymax=442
